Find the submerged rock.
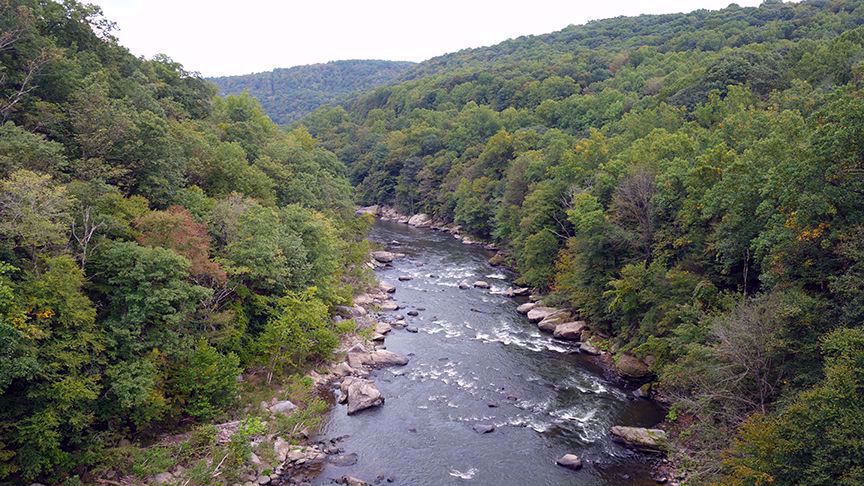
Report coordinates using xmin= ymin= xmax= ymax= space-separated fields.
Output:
xmin=473 ymin=423 xmax=496 ymax=434
xmin=610 ymin=426 xmax=668 ymax=451
xmin=473 ymin=280 xmax=491 ymax=289
xmin=556 ymin=454 xmax=583 ymax=471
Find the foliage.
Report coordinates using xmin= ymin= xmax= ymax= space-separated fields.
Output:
xmin=210 ymin=60 xmax=415 ymax=124
xmin=0 ymin=1 xmax=369 ymax=482
xmin=295 ymin=0 xmax=864 ymax=480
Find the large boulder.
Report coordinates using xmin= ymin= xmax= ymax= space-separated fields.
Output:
xmin=615 ymin=353 xmax=651 ymax=378
xmin=407 ymin=213 xmax=431 ymax=227
xmin=380 ymin=302 xmax=399 ymax=311
xmin=374 ymin=322 xmax=392 ymax=334
xmin=473 ymin=280 xmax=490 ymax=289
xmin=537 ymin=310 xmax=573 ymax=333
xmin=526 ymin=306 xmax=562 ymax=323
xmin=516 ymin=302 xmax=537 ymax=314
xmin=610 ymin=426 xmax=668 ymax=451
xmin=556 ymin=454 xmax=583 ymax=471
xmin=347 ymin=350 xmax=409 ymax=369
xmin=379 ymin=281 xmax=396 ymax=293
xmin=371 ymin=251 xmax=396 ymax=263
xmin=553 ymin=321 xmax=588 ymax=341
xmin=341 ymin=377 xmax=384 ymax=415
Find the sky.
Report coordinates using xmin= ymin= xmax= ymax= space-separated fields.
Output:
xmin=90 ymin=0 xmax=766 ymax=78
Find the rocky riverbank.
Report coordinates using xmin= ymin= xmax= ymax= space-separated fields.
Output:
xmin=343 ymin=207 xmax=677 ymax=485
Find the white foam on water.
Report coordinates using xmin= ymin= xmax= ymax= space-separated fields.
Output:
xmin=485 ymin=273 xmax=507 ymax=280
xmin=448 ymin=467 xmax=478 ymax=480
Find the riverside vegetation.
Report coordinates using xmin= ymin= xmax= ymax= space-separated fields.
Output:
xmin=0 ymin=1 xmax=375 ymax=484
xmin=1 ymin=0 xmax=864 ymax=485
xmin=298 ymin=0 xmax=864 ymax=484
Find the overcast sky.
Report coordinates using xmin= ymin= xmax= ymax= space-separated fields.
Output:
xmin=90 ymin=0 xmax=766 ymax=77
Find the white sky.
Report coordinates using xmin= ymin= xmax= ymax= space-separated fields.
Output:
xmin=90 ymin=0 xmax=766 ymax=77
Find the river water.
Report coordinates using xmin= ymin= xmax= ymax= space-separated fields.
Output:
xmin=315 ymin=221 xmax=665 ymax=485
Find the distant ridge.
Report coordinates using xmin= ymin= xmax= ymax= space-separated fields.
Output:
xmin=209 ymin=59 xmax=415 ymax=124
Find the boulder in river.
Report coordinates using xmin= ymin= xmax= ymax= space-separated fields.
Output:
xmin=374 ymin=322 xmax=392 ymax=334
xmin=340 ymin=377 xmax=384 ymax=415
xmin=347 ymin=349 xmax=409 ymax=369
xmin=380 ymin=302 xmax=399 ymax=311
xmin=371 ymin=251 xmax=397 ymax=263
xmin=472 ymin=423 xmax=496 ymax=434
xmin=516 ymin=302 xmax=537 ymax=314
xmin=398 ymin=275 xmax=412 ymax=281
xmin=407 ymin=310 xmax=419 ymax=316
xmin=537 ymin=310 xmax=573 ymax=332
xmin=473 ymin=280 xmax=491 ymax=289
xmin=553 ymin=321 xmax=588 ymax=340
xmin=615 ymin=353 xmax=652 ymax=378
xmin=458 ymin=281 xmax=470 ymax=289
xmin=379 ymin=281 xmax=396 ymax=293
xmin=526 ymin=306 xmax=562 ymax=323
xmin=556 ymin=454 xmax=583 ymax=471
xmin=610 ymin=426 xmax=668 ymax=451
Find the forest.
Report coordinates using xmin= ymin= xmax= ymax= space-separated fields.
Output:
xmin=210 ymin=60 xmax=415 ymax=125
xmin=299 ymin=0 xmax=864 ymax=483
xmin=0 ymin=1 xmax=372 ymax=484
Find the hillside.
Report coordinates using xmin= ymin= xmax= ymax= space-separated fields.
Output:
xmin=0 ymin=1 xmax=371 ymax=484
xmin=210 ymin=60 xmax=415 ymax=124
xmin=302 ymin=0 xmax=864 ymax=483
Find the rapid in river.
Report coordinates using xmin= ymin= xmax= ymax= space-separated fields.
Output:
xmin=314 ymin=221 xmax=665 ymax=485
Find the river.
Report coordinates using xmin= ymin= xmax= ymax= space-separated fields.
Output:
xmin=314 ymin=221 xmax=665 ymax=485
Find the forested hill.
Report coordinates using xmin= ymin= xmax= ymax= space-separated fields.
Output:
xmin=0 ymin=1 xmax=371 ymax=483
xmin=302 ymin=0 xmax=864 ymax=483
xmin=209 ymin=60 xmax=415 ymax=124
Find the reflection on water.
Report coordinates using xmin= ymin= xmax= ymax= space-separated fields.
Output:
xmin=314 ymin=221 xmax=665 ymax=485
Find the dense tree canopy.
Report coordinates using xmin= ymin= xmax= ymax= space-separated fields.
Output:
xmin=0 ymin=1 xmax=369 ymax=482
xmin=297 ymin=0 xmax=864 ymax=482
xmin=210 ymin=60 xmax=415 ymax=124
